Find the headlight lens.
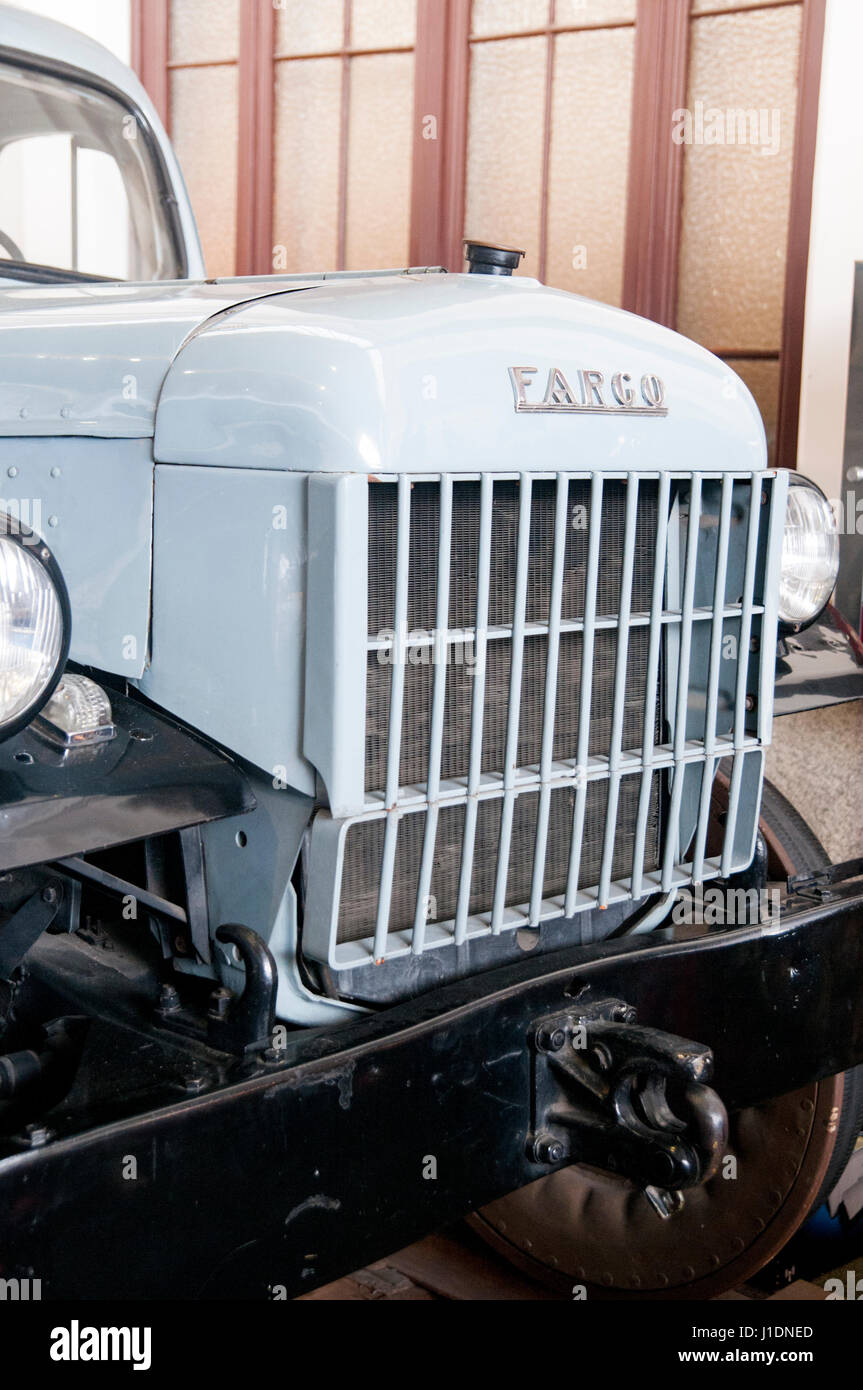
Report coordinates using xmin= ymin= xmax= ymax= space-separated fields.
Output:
xmin=0 ymin=523 xmax=69 ymax=737
xmin=778 ymin=476 xmax=840 ymax=630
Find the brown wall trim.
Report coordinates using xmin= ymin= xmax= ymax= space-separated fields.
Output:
xmin=337 ymin=0 xmax=353 ymax=270
xmin=130 ymin=0 xmax=170 ymax=130
xmin=274 ymin=46 xmax=414 ymax=62
xmin=442 ymin=0 xmax=471 ymax=271
xmin=712 ymin=349 xmax=781 ymax=361
xmin=537 ymin=2 xmax=557 ymax=284
xmin=410 ymin=0 xmax=448 ymax=266
xmin=410 ymin=0 xmax=471 ymax=271
xmin=621 ymin=0 xmax=691 ymax=326
xmin=775 ymin=0 xmax=827 ymax=472
xmin=166 ymin=58 xmax=237 ymax=71
xmin=236 ymin=0 xmax=275 ymax=276
xmin=468 ymin=19 xmax=636 ymax=42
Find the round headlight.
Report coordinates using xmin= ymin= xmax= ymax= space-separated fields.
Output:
xmin=778 ymin=476 xmax=840 ymax=631
xmin=0 ymin=516 xmax=70 ymax=739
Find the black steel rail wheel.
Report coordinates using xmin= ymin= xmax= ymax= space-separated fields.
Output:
xmin=469 ymin=778 xmax=863 ymax=1299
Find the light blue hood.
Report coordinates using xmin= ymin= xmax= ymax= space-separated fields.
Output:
xmin=0 ymin=271 xmax=765 ymax=476
xmin=152 ymin=272 xmax=767 ymax=476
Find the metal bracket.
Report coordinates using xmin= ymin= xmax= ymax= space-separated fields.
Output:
xmin=788 ymin=856 xmax=863 ymax=900
xmin=206 ymin=925 xmax=278 ymax=1059
xmin=152 ymin=925 xmax=278 ymax=1062
xmin=529 ymin=997 xmax=728 ymax=1201
xmin=0 ymin=880 xmax=63 ymax=978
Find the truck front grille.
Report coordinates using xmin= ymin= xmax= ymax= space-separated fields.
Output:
xmin=308 ymin=468 xmax=781 ymax=970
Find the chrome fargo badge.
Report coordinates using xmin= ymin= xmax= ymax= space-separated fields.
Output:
xmin=509 ymin=366 xmax=668 ymax=416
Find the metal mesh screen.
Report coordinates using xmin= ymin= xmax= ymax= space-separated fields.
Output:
xmin=366 ymin=627 xmax=655 ymax=794
xmin=337 ymin=774 xmax=660 ymax=943
xmin=366 ymin=480 xmax=659 ymax=796
xmin=322 ymin=469 xmax=774 ymax=965
xmin=368 ymin=479 xmax=657 ymax=635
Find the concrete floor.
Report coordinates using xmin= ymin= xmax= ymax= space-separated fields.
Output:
xmin=765 ymin=700 xmax=863 ymax=862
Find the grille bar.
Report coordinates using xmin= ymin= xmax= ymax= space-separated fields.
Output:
xmin=564 ymin=473 xmax=604 ymax=913
xmin=310 ymin=468 xmax=782 ymax=970
xmin=599 ymin=472 xmax=640 ymax=907
xmin=530 ymin=474 xmax=570 ymax=923
xmin=367 ymin=607 xmax=766 ymax=653
xmin=492 ymin=472 xmax=532 ymax=934
xmin=661 ymin=474 xmax=702 ymax=892
xmin=691 ymin=474 xmax=734 ymax=882
xmin=631 ymin=470 xmax=671 ymax=900
xmin=722 ymin=472 xmax=765 ymax=878
xmin=373 ymin=474 xmax=411 ymax=960
xmin=411 ymin=474 xmax=453 ymax=954
xmin=454 ymin=473 xmax=493 ymax=946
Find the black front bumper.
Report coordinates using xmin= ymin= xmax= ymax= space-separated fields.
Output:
xmin=1 ymin=882 xmax=861 ymax=1298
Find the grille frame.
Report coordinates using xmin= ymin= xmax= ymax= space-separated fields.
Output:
xmin=303 ymin=467 xmax=787 ymax=971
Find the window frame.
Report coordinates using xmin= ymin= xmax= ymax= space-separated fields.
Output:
xmin=1 ymin=42 xmax=189 ymax=281
xmin=132 ymin=0 xmax=825 ymax=470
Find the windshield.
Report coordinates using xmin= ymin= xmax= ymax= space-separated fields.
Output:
xmin=0 ymin=57 xmax=184 ymax=282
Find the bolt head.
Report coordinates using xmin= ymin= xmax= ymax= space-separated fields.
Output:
xmin=207 ymin=986 xmax=232 ymax=1020
xmin=532 ymin=1135 xmax=567 ymax=1165
xmin=157 ymin=983 xmax=181 ymax=1013
xmin=180 ymin=1072 xmax=208 ymax=1094
xmin=536 ymin=1024 xmax=567 ymax=1053
xmin=611 ymin=1003 xmax=636 ymax=1024
xmin=21 ymin=1123 xmax=51 ymax=1147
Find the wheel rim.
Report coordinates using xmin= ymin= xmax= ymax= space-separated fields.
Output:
xmin=471 ymin=1073 xmax=843 ymax=1298
xmin=470 ymin=783 xmax=845 ymax=1298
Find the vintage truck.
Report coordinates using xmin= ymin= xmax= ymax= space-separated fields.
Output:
xmin=0 ymin=5 xmax=860 ymax=1300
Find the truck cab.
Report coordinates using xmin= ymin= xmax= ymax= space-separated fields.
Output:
xmin=0 ymin=3 xmax=859 ymax=1301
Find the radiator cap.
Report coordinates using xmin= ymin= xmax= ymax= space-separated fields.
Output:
xmin=464 ymin=239 xmax=525 ymax=276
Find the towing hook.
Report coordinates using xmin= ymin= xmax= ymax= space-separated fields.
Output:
xmin=208 ymin=924 xmax=278 ymax=1059
xmin=529 ymin=998 xmax=729 ymax=1196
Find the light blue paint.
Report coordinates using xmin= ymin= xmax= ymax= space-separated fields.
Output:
xmin=154 ymin=274 xmax=766 ymax=475
xmin=0 ymin=436 xmax=152 ymax=676
xmin=139 ymin=463 xmax=316 ymax=796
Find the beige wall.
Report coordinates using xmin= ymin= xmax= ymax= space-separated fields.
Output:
xmin=10 ymin=0 xmax=855 ymax=492
xmin=797 ymin=0 xmax=863 ymax=497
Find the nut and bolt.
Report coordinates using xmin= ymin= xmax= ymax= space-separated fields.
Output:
xmin=745 ymin=694 xmax=757 ymax=712
xmin=536 ymin=1024 xmax=567 ymax=1053
xmin=180 ymin=1071 xmax=208 ymax=1095
xmin=41 ymin=886 xmax=57 ymax=905
xmin=157 ymin=983 xmax=181 ymax=1014
xmin=532 ymin=1135 xmax=567 ymax=1165
xmin=207 ymin=987 xmax=232 ymax=1020
xmin=20 ymin=1123 xmax=52 ymax=1148
xmin=610 ymin=1004 xmax=636 ymax=1024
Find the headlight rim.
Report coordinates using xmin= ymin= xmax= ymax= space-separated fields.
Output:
xmin=777 ymin=474 xmax=840 ymax=636
xmin=0 ymin=513 xmax=71 ymax=743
